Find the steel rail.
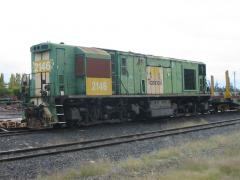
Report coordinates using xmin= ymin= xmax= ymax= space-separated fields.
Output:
xmin=0 ymin=129 xmax=51 ymax=137
xmin=1 ymin=117 xmax=240 ymax=163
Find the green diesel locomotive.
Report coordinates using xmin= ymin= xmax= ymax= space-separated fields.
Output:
xmin=22 ymin=42 xmax=210 ymax=128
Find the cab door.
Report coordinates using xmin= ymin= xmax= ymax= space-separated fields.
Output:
xmin=56 ymin=48 xmax=65 ymax=95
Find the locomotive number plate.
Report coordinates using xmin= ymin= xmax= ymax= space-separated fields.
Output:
xmin=33 ymin=60 xmax=51 ymax=73
xmin=86 ymin=78 xmax=112 ymax=95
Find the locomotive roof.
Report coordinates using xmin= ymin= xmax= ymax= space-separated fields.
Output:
xmin=31 ymin=42 xmax=111 ymax=60
xmin=103 ymin=48 xmax=205 ymax=64
xmin=77 ymin=46 xmax=110 ymax=59
xmin=31 ymin=42 xmax=204 ymax=64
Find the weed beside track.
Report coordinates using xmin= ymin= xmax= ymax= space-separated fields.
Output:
xmin=40 ymin=126 xmax=240 ymax=180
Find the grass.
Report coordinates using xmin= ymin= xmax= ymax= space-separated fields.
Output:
xmin=38 ymin=161 xmax=111 ymax=180
xmin=169 ymin=118 xmax=208 ymax=129
xmin=156 ymin=155 xmax=240 ymax=180
xmin=119 ymin=148 xmax=180 ymax=173
xmin=40 ymin=129 xmax=240 ymax=180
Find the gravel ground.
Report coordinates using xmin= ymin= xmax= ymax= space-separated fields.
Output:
xmin=0 ymin=112 xmax=240 ymax=179
xmin=0 ymin=112 xmax=240 ymax=152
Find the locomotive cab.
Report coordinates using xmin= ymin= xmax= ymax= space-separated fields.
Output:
xmin=22 ymin=44 xmax=53 ymax=128
xmin=23 ymin=43 xmax=112 ymax=128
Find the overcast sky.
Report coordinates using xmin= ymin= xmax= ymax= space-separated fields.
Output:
xmin=0 ymin=0 xmax=239 ymax=87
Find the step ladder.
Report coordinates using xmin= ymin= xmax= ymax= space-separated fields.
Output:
xmin=55 ymin=104 xmax=65 ymax=122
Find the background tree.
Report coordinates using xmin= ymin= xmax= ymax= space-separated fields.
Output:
xmin=8 ymin=74 xmax=16 ymax=89
xmin=8 ymin=73 xmax=22 ymax=98
xmin=15 ymin=73 xmax=21 ymax=88
xmin=0 ymin=73 xmax=9 ymax=97
xmin=0 ymin=73 xmax=4 ymax=88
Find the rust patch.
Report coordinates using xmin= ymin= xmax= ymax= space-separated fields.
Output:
xmin=87 ymin=58 xmax=111 ymax=78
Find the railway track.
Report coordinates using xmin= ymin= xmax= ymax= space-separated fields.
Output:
xmin=1 ymin=117 xmax=240 ymax=163
xmin=0 ymin=129 xmax=50 ymax=137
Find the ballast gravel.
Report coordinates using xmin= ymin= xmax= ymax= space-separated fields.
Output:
xmin=0 ymin=112 xmax=240 ymax=179
xmin=1 ymin=112 xmax=240 ymax=152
